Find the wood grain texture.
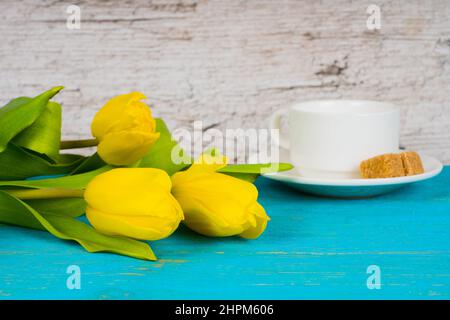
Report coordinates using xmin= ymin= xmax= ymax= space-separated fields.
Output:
xmin=0 ymin=167 xmax=449 ymax=299
xmin=0 ymin=0 xmax=449 ymax=162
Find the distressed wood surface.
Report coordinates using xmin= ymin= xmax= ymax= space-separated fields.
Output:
xmin=0 ymin=167 xmax=449 ymax=299
xmin=0 ymin=0 xmax=449 ymax=162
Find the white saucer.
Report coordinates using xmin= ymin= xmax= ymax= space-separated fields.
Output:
xmin=262 ymin=153 xmax=443 ymax=198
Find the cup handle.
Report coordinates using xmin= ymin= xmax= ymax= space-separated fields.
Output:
xmin=268 ymin=109 xmax=290 ymax=149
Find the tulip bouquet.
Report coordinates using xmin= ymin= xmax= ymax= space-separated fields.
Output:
xmin=0 ymin=87 xmax=292 ymax=260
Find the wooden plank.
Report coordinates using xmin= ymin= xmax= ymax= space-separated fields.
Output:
xmin=0 ymin=0 xmax=449 ymax=162
xmin=0 ymin=167 xmax=449 ymax=299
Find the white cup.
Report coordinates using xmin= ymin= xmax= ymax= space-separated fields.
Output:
xmin=269 ymin=100 xmax=400 ymax=179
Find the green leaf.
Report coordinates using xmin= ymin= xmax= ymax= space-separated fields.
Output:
xmin=0 ymin=190 xmax=156 ymax=261
xmin=218 ymin=163 xmax=294 ymax=174
xmin=218 ymin=163 xmax=294 ymax=183
xmin=221 ymin=172 xmax=260 ymax=183
xmin=0 ymin=143 xmax=84 ymax=181
xmin=0 ymin=86 xmax=63 ymax=152
xmin=70 ymin=153 xmax=106 ymax=175
xmin=58 ymin=153 xmax=85 ymax=164
xmin=0 ymin=166 xmax=111 ymax=189
xmin=13 ymin=101 xmax=62 ymax=162
xmin=25 ymin=198 xmax=86 ymax=218
xmin=139 ymin=118 xmax=190 ymax=175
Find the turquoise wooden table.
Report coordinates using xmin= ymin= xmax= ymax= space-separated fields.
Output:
xmin=1 ymin=167 xmax=449 ymax=300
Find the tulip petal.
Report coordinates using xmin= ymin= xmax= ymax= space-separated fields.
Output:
xmin=106 ymin=100 xmax=156 ymax=134
xmin=188 ymin=152 xmax=228 ymax=173
xmin=91 ymin=92 xmax=160 ymax=166
xmin=84 ymin=168 xmax=180 ymax=217
xmin=239 ymin=216 xmax=268 ymax=239
xmin=84 ymin=168 xmax=184 ymax=241
xmin=174 ymin=174 xmax=258 ymax=237
xmin=172 ymin=171 xmax=259 ymax=208
xmin=97 ymin=130 xmax=160 ymax=166
xmin=91 ymin=92 xmax=146 ymax=140
xmin=240 ymin=202 xmax=270 ymax=239
xmin=86 ymin=207 xmax=179 ymax=241
xmin=172 ymin=160 xmax=270 ymax=238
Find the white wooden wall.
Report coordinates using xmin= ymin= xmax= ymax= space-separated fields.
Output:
xmin=0 ymin=0 xmax=449 ymax=163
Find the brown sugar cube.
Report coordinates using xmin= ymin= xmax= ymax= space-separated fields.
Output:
xmin=360 ymin=153 xmax=405 ymax=179
xmin=401 ymin=151 xmax=424 ymax=176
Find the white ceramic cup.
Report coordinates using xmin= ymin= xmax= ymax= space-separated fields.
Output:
xmin=269 ymin=100 xmax=400 ymax=179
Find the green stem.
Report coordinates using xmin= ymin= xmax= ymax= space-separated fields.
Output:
xmin=5 ymin=188 xmax=85 ymax=200
xmin=60 ymin=138 xmax=98 ymax=149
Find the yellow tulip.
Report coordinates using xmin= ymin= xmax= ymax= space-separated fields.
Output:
xmin=171 ymin=154 xmax=270 ymax=239
xmin=91 ymin=92 xmax=160 ymax=166
xmin=84 ymin=168 xmax=183 ymax=240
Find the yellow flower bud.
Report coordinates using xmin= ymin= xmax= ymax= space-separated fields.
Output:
xmin=84 ymin=168 xmax=183 ymax=240
xmin=171 ymin=154 xmax=270 ymax=239
xmin=91 ymin=92 xmax=160 ymax=166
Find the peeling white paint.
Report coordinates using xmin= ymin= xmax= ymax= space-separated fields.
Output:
xmin=0 ymin=0 xmax=449 ymax=162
